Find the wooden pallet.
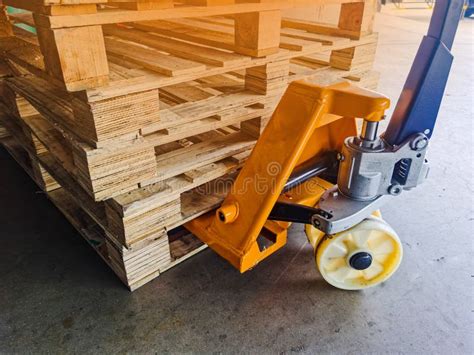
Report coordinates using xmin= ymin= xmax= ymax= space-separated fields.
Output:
xmin=1 ymin=103 xmax=247 ymax=289
xmin=2 ymin=74 xmax=266 ymax=201
xmin=2 ymin=0 xmax=376 ymax=94
xmin=0 ymin=95 xmax=245 ymax=244
xmin=0 ymin=135 xmax=209 ymax=290
xmin=0 ymin=6 xmax=379 ymax=201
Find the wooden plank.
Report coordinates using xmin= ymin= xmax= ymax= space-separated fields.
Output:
xmin=7 ymin=12 xmax=36 ymax=27
xmin=281 ymin=28 xmax=351 ymax=46
xmin=4 ymin=0 xmax=105 ymax=7
xmin=132 ymin=20 xmax=235 ymax=52
xmin=29 ymin=0 xmax=366 ymax=29
xmin=282 ymin=18 xmax=362 ymax=39
xmin=154 ymin=131 xmax=255 ymax=181
xmin=0 ymin=37 xmax=46 ymax=79
xmin=107 ymin=0 xmax=174 ymax=10
xmin=104 ymin=37 xmax=206 ymax=76
xmin=6 ymin=75 xmax=77 ymax=135
xmin=171 ymin=17 xmax=323 ymax=52
xmin=103 ymin=24 xmax=250 ymax=67
xmin=141 ymin=90 xmax=269 ymax=135
xmin=81 ymin=33 xmax=373 ymax=102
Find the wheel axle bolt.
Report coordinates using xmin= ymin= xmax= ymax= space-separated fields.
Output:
xmin=349 ymin=252 xmax=373 ymax=270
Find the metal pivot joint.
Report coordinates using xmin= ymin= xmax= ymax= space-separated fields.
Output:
xmin=338 ymin=129 xmax=431 ymax=202
xmin=311 ymin=130 xmax=431 ymax=235
xmin=311 ymin=0 xmax=463 ymax=235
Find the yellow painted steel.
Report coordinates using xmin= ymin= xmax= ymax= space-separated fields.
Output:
xmin=185 ymin=81 xmax=390 ymax=273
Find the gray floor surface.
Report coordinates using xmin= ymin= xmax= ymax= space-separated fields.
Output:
xmin=0 ymin=8 xmax=473 ymax=354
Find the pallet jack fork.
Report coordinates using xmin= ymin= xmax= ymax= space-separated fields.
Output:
xmin=186 ymin=0 xmax=463 ymax=290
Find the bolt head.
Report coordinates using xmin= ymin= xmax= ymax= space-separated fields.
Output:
xmin=415 ymin=138 xmax=428 ymax=150
xmin=411 ymin=135 xmax=429 ymax=151
xmin=388 ymin=184 xmax=403 ymax=196
xmin=349 ymin=252 xmax=373 ymax=270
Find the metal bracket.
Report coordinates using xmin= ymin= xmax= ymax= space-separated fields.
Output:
xmin=269 ymin=188 xmax=390 ymax=235
xmin=269 ymin=201 xmax=332 ymax=225
xmin=337 ymin=133 xmax=431 ymax=202
xmin=313 ymin=188 xmax=390 ymax=235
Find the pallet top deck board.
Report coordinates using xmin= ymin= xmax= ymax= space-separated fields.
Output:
xmin=25 ymin=0 xmax=366 ymax=29
xmin=104 ymin=36 xmax=207 ymax=76
xmin=103 ymin=25 xmax=250 ymax=68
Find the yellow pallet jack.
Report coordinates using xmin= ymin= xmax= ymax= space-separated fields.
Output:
xmin=186 ymin=0 xmax=463 ymax=290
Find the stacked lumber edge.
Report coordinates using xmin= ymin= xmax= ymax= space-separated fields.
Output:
xmin=0 ymin=0 xmax=380 ymax=290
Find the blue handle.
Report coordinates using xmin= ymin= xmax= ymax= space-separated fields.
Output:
xmin=383 ymin=0 xmax=463 ymax=146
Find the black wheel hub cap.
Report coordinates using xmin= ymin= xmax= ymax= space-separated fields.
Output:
xmin=349 ymin=252 xmax=373 ymax=270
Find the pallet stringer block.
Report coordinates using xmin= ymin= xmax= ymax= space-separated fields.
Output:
xmin=32 ymin=4 xmax=109 ymax=92
xmin=244 ymin=60 xmax=290 ymax=96
xmin=234 ymin=3 xmax=281 ymax=57
xmin=282 ymin=0 xmax=375 ymax=40
xmin=338 ymin=0 xmax=376 ymax=36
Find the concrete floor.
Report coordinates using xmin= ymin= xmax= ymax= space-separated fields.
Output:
xmin=1 ymin=8 xmax=473 ymax=354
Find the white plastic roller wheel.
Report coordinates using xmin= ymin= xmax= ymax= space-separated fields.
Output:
xmin=315 ymin=217 xmax=403 ymax=290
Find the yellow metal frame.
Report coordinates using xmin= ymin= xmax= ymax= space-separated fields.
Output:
xmin=185 ymin=81 xmax=390 ymax=273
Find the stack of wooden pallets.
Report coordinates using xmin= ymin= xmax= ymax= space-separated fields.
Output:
xmin=0 ymin=0 xmax=380 ymax=290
